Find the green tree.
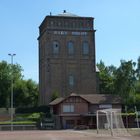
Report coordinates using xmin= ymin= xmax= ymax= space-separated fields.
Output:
xmin=25 ymin=79 xmax=38 ymax=106
xmin=136 ymin=56 xmax=140 ymax=80
xmin=14 ymin=79 xmax=27 ymax=107
xmin=0 ymin=61 xmax=38 ymax=107
xmin=14 ymin=79 xmax=38 ymax=107
xmin=51 ymin=90 xmax=60 ymax=101
xmin=0 ymin=61 xmax=22 ymax=107
xmin=97 ymin=60 xmax=116 ymax=94
xmin=114 ymin=60 xmax=136 ymax=104
xmin=0 ymin=61 xmax=11 ymax=107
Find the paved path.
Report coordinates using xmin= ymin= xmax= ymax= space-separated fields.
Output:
xmin=0 ymin=130 xmax=139 ymax=140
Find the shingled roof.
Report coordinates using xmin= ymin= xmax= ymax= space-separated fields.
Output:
xmin=80 ymin=94 xmax=121 ymax=104
xmin=49 ymin=94 xmax=122 ymax=105
xmin=49 ymin=97 xmax=64 ymax=105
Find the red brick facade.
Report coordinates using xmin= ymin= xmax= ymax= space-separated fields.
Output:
xmin=38 ymin=11 xmax=97 ymax=105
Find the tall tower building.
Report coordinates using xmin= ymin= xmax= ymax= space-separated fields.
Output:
xmin=38 ymin=11 xmax=97 ymax=105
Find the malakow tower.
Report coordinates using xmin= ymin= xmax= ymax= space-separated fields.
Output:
xmin=38 ymin=11 xmax=97 ymax=104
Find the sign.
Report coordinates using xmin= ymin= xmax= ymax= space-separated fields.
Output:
xmin=53 ymin=31 xmax=87 ymax=36
xmin=99 ymin=104 xmax=112 ymax=109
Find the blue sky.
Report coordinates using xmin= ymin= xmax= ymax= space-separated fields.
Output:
xmin=0 ymin=0 xmax=140 ymax=82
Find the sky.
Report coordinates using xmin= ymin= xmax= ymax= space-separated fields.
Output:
xmin=0 ymin=0 xmax=140 ymax=82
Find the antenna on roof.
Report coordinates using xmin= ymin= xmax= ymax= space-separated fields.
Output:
xmin=63 ymin=10 xmax=66 ymax=13
xmin=50 ymin=12 xmax=52 ymax=16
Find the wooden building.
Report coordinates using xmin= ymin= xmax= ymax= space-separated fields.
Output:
xmin=49 ymin=93 xmax=122 ymax=129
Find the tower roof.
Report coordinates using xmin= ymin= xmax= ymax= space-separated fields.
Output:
xmin=57 ymin=10 xmax=79 ymax=17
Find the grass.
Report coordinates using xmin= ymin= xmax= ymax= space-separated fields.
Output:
xmin=0 ymin=121 xmax=36 ymax=125
xmin=0 ymin=113 xmax=41 ymax=125
xmin=15 ymin=113 xmax=41 ymax=121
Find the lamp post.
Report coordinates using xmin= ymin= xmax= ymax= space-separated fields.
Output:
xmin=8 ymin=53 xmax=16 ymax=131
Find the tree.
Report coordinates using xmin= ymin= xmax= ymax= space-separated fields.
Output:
xmin=25 ymin=79 xmax=38 ymax=107
xmin=134 ymin=56 xmax=140 ymax=106
xmin=51 ymin=90 xmax=60 ymax=101
xmin=136 ymin=56 xmax=140 ymax=80
xmin=14 ymin=79 xmax=38 ymax=107
xmin=0 ymin=61 xmax=10 ymax=107
xmin=97 ymin=60 xmax=116 ymax=94
xmin=114 ymin=60 xmax=136 ymax=104
xmin=0 ymin=61 xmax=23 ymax=107
xmin=0 ymin=61 xmax=38 ymax=107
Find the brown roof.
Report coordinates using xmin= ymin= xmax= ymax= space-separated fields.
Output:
xmin=80 ymin=94 xmax=122 ymax=104
xmin=49 ymin=94 xmax=122 ymax=105
xmin=49 ymin=97 xmax=64 ymax=105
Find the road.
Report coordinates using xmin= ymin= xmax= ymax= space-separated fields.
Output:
xmin=0 ymin=130 xmax=139 ymax=140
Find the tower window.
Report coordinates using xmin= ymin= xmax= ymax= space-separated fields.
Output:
xmin=52 ymin=41 xmax=60 ymax=55
xmin=82 ymin=41 xmax=89 ymax=55
xmin=67 ymin=41 xmax=74 ymax=55
xmin=68 ymin=75 xmax=74 ymax=87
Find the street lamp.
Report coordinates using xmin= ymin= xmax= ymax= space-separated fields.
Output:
xmin=8 ymin=53 xmax=16 ymax=131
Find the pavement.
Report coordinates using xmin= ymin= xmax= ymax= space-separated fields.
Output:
xmin=0 ymin=130 xmax=139 ymax=140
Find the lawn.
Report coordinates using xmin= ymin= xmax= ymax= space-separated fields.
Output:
xmin=0 ymin=113 xmax=41 ymax=125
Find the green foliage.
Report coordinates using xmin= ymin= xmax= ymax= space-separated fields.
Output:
xmin=15 ymin=105 xmax=50 ymax=114
xmin=97 ymin=57 xmax=140 ymax=105
xmin=135 ymin=82 xmax=140 ymax=93
xmin=0 ymin=61 xmax=38 ymax=108
xmin=136 ymin=56 xmax=140 ymax=80
xmin=0 ymin=121 xmax=36 ymax=125
xmin=97 ymin=60 xmax=116 ymax=94
xmin=135 ymin=94 xmax=140 ymax=104
xmin=0 ymin=113 xmax=41 ymax=125
xmin=51 ymin=90 xmax=60 ymax=101
xmin=0 ymin=61 xmax=22 ymax=107
xmin=14 ymin=79 xmax=38 ymax=107
xmin=114 ymin=60 xmax=136 ymax=103
xmin=15 ymin=113 xmax=41 ymax=122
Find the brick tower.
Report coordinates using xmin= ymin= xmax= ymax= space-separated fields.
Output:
xmin=38 ymin=11 xmax=97 ymax=104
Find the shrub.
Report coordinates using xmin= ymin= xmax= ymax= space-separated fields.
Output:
xmin=16 ymin=105 xmax=50 ymax=114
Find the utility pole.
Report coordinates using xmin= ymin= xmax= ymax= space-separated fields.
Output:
xmin=8 ymin=53 xmax=16 ymax=131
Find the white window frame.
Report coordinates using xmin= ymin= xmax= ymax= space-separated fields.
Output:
xmin=63 ymin=105 xmax=74 ymax=113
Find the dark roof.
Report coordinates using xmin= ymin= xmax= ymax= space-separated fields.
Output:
xmin=49 ymin=97 xmax=64 ymax=105
xmin=80 ymin=94 xmax=122 ymax=104
xmin=49 ymin=94 xmax=122 ymax=105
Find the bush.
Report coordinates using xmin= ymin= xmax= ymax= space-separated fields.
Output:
xmin=16 ymin=106 xmax=50 ymax=114
xmin=122 ymin=104 xmax=140 ymax=113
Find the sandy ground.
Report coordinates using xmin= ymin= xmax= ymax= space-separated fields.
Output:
xmin=0 ymin=130 xmax=139 ymax=140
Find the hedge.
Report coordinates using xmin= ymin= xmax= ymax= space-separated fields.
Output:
xmin=15 ymin=106 xmax=50 ymax=114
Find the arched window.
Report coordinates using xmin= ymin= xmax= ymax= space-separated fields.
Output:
xmin=82 ymin=41 xmax=89 ymax=55
xmin=52 ymin=41 xmax=60 ymax=55
xmin=67 ymin=41 xmax=74 ymax=55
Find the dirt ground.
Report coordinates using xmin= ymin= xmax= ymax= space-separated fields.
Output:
xmin=0 ymin=130 xmax=139 ymax=140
